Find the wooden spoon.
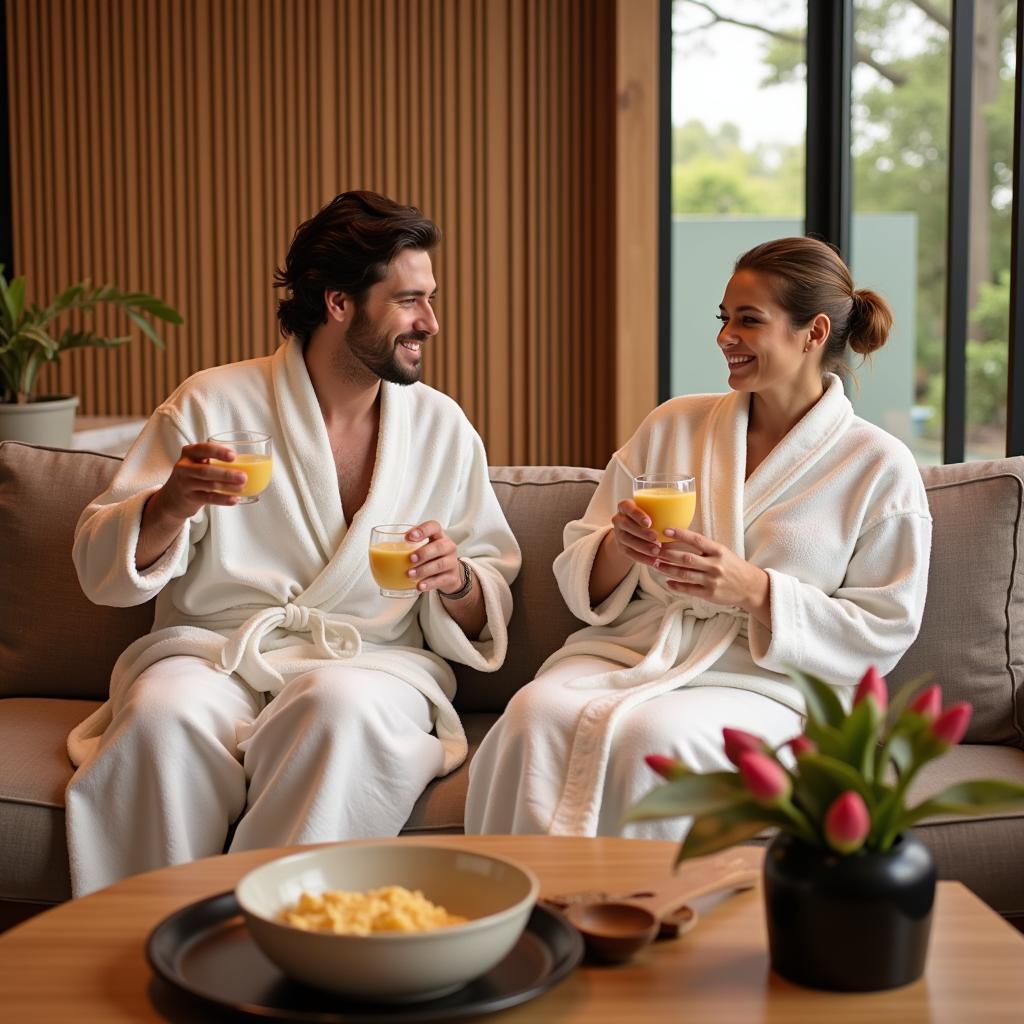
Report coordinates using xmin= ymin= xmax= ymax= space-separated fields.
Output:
xmin=565 ymin=847 xmax=760 ymax=962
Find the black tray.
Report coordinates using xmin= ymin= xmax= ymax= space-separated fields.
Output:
xmin=146 ymin=891 xmax=583 ymax=1022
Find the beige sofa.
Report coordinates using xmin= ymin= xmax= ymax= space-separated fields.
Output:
xmin=1 ymin=441 xmax=1023 ymax=928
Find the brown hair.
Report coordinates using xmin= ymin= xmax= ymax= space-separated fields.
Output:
xmin=274 ymin=190 xmax=441 ymax=344
xmin=733 ymin=237 xmax=893 ymax=375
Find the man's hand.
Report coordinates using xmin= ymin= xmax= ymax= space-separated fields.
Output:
xmin=136 ymin=442 xmax=247 ymax=570
xmin=148 ymin=442 xmax=248 ymax=522
xmin=404 ymin=520 xmax=464 ymax=594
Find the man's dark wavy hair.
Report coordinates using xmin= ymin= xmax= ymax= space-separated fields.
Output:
xmin=273 ymin=191 xmax=441 ymax=344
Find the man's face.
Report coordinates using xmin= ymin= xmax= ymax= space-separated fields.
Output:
xmin=344 ymin=249 xmax=439 ymax=386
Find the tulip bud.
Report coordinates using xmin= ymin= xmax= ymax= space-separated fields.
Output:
xmin=788 ymin=734 xmax=816 ymax=759
xmin=908 ymin=684 xmax=942 ymax=721
xmin=931 ymin=702 xmax=972 ymax=747
xmin=853 ymin=665 xmax=888 ymax=714
xmin=738 ymin=751 xmax=791 ymax=803
xmin=722 ymin=727 xmax=764 ymax=767
xmin=644 ymin=754 xmax=688 ymax=781
xmin=824 ymin=791 xmax=871 ymax=854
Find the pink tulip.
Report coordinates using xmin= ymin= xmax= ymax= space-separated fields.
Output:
xmin=644 ymin=754 xmax=687 ymax=781
xmin=853 ymin=665 xmax=888 ymax=713
xmin=788 ymin=734 xmax=816 ymax=759
xmin=824 ymin=791 xmax=871 ymax=854
xmin=722 ymin=727 xmax=764 ymax=767
xmin=908 ymin=684 xmax=942 ymax=721
xmin=738 ymin=751 xmax=791 ymax=803
xmin=931 ymin=703 xmax=972 ymax=747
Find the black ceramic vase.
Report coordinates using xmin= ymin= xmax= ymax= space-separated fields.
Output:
xmin=763 ymin=830 xmax=936 ymax=992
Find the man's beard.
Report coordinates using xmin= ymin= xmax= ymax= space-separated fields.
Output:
xmin=345 ymin=305 xmax=426 ymax=386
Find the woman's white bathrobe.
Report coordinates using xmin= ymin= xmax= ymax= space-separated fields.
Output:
xmin=466 ymin=374 xmax=931 ymax=837
xmin=69 ymin=338 xmax=520 ymax=889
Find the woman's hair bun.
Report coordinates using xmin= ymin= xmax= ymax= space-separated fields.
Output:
xmin=847 ymin=288 xmax=893 ymax=357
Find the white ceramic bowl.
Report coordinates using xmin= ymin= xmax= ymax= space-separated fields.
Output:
xmin=235 ymin=842 xmax=540 ymax=1002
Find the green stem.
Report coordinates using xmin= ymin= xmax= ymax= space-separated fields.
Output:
xmin=777 ymin=797 xmax=820 ymax=846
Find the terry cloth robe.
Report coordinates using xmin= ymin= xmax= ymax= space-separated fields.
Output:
xmin=69 ymin=337 xmax=520 ymax=777
xmin=538 ymin=374 xmax=931 ymax=835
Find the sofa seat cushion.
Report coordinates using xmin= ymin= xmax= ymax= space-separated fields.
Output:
xmin=890 ymin=458 xmax=1024 ymax=747
xmin=0 ymin=698 xmax=99 ymax=903
xmin=402 ymin=713 xmax=497 ymax=832
xmin=908 ymin=744 xmax=1024 ymax=915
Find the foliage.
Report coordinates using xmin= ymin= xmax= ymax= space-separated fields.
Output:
xmin=626 ymin=666 xmax=1024 ymax=865
xmin=0 ymin=267 xmax=182 ymax=404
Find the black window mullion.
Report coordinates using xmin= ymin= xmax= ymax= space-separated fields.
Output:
xmin=805 ymin=0 xmax=853 ymax=261
xmin=1007 ymin=4 xmax=1024 ymax=457
xmin=943 ymin=0 xmax=974 ymax=465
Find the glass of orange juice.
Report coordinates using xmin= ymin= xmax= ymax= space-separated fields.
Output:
xmin=369 ymin=525 xmax=428 ymax=598
xmin=632 ymin=474 xmax=696 ymax=541
xmin=208 ymin=431 xmax=273 ymax=504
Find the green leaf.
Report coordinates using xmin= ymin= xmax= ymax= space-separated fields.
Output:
xmin=783 ymin=666 xmax=847 ymax=729
xmin=803 ymin=718 xmax=847 ymax=759
xmin=122 ymin=308 xmax=166 ymax=349
xmin=676 ymin=802 xmax=782 ymax=863
xmin=795 ymin=752 xmax=874 ymax=805
xmin=897 ymin=780 xmax=1024 ymax=830
xmin=625 ymin=771 xmax=749 ymax=823
xmin=123 ymin=294 xmax=184 ymax=323
xmin=840 ymin=698 xmax=881 ymax=781
xmin=56 ymin=329 xmax=131 ymax=353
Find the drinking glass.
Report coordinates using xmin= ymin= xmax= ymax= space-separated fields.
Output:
xmin=632 ymin=474 xmax=696 ymax=541
xmin=369 ymin=525 xmax=428 ymax=598
xmin=207 ymin=431 xmax=273 ymax=504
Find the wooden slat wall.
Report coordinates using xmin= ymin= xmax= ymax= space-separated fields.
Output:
xmin=6 ymin=0 xmax=636 ymax=467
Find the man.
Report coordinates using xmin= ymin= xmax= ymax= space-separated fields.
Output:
xmin=67 ymin=191 xmax=520 ymax=897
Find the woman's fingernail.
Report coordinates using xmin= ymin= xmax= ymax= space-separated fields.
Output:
xmin=410 ymin=553 xmax=419 ymax=562
xmin=410 ymin=530 xmax=422 ymax=539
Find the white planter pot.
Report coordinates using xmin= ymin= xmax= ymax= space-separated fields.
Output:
xmin=0 ymin=396 xmax=80 ymax=448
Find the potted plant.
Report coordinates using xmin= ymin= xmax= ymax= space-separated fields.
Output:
xmin=627 ymin=666 xmax=1024 ymax=992
xmin=0 ymin=265 xmax=182 ymax=447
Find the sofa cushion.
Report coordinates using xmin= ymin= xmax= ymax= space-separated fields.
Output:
xmin=0 ymin=697 xmax=100 ymax=903
xmin=889 ymin=459 xmax=1024 ymax=748
xmin=0 ymin=442 xmax=154 ymax=700
xmin=452 ymin=466 xmax=602 ymax=713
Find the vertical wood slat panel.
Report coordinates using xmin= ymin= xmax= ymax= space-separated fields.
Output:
xmin=7 ymin=0 xmax=620 ymax=467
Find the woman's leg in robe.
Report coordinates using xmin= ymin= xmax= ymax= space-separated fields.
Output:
xmin=465 ymin=655 xmax=621 ymax=834
xmin=229 ymin=665 xmax=445 ymax=851
xmin=601 ymin=686 xmax=801 ymax=838
xmin=65 ymin=656 xmax=259 ymax=897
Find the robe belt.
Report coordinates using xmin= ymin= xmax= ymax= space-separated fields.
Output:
xmin=217 ymin=603 xmax=363 ymax=693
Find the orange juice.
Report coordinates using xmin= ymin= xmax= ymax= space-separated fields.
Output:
xmin=633 ymin=487 xmax=696 ymax=540
xmin=209 ymin=454 xmax=274 ymax=497
xmin=369 ymin=540 xmax=426 ymax=591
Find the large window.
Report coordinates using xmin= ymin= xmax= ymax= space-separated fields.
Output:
xmin=669 ymin=0 xmax=1020 ymax=464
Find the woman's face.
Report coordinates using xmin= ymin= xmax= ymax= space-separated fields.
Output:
xmin=716 ymin=269 xmax=821 ymax=398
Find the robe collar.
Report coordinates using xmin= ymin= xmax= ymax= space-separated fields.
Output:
xmin=699 ymin=373 xmax=853 ymax=554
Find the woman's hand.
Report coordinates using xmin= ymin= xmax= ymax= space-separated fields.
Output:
xmin=609 ymin=499 xmax=663 ymax=567
xmin=655 ymin=528 xmax=771 ymax=625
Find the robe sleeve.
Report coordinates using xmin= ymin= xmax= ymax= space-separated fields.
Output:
xmin=418 ymin=430 xmax=520 ymax=670
xmin=748 ymin=510 xmax=932 ymax=686
xmin=553 ymin=453 xmax=641 ymax=624
xmin=72 ymin=406 xmax=207 ymax=608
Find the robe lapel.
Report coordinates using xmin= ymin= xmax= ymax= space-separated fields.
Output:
xmin=273 ymin=339 xmax=345 ymax=559
xmin=699 ymin=388 xmax=748 ymax=558
xmin=743 ymin=373 xmax=853 ymax=527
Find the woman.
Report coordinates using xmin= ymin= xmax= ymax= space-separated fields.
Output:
xmin=465 ymin=237 xmax=932 ymax=838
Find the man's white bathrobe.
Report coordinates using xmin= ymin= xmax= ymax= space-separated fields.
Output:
xmin=466 ymin=375 xmax=931 ymax=837
xmin=68 ymin=337 xmax=519 ymax=894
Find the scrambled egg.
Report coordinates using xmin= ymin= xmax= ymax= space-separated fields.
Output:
xmin=279 ymin=885 xmax=468 ymax=935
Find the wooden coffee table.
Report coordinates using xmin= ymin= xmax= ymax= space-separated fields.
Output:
xmin=1 ymin=834 xmax=1022 ymax=1022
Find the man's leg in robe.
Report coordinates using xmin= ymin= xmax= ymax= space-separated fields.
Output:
xmin=229 ymin=665 xmax=446 ymax=850
xmin=602 ymin=685 xmax=801 ymax=838
xmin=65 ymin=656 xmax=259 ymax=897
xmin=465 ymin=655 xmax=618 ymax=834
